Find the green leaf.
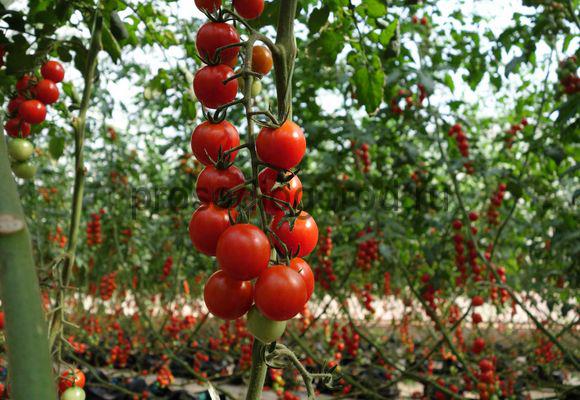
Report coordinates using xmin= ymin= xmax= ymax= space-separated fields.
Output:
xmin=545 ymin=145 xmax=566 ymax=166
xmin=101 ymin=25 xmax=122 ymax=63
xmin=359 ymin=0 xmax=386 ymax=18
xmin=351 ymin=54 xmax=384 ymax=114
xmin=49 ymin=137 xmax=65 ymax=160
xmin=379 ymin=19 xmax=398 ymax=46
xmin=444 ymin=73 xmax=455 ymax=91
xmin=307 ymin=6 xmax=330 ymax=33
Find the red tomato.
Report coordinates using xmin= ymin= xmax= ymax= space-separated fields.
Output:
xmin=4 ymin=118 xmax=31 ymax=138
xmin=195 ymin=0 xmax=222 ymax=12
xmin=196 ymin=22 xmax=240 ymax=65
xmin=216 ymin=224 xmax=270 ymax=281
xmin=58 ymin=368 xmax=86 ymax=394
xmin=34 ymin=79 xmax=60 ymax=104
xmin=258 ymin=168 xmax=302 ymax=215
xmin=204 ymin=270 xmax=253 ymax=320
xmin=189 ymin=204 xmax=236 ymax=256
xmin=16 ymin=74 xmax=33 ymax=93
xmin=194 ymin=65 xmax=238 ymax=109
xmin=0 ymin=311 xmax=4 ymax=330
xmin=254 ymin=265 xmax=308 ymax=321
xmin=41 ymin=60 xmax=65 ymax=83
xmin=256 ymin=120 xmax=306 ymax=169
xmin=7 ymin=96 xmax=25 ymax=114
xmin=471 ymin=295 xmax=484 ymax=307
xmin=289 ymin=257 xmax=314 ymax=300
xmin=196 ymin=165 xmax=245 ymax=206
xmin=270 ymin=211 xmax=318 ymax=257
xmin=252 ymin=46 xmax=273 ymax=75
xmin=18 ymin=100 xmax=47 ymax=124
xmin=191 ymin=120 xmax=240 ymax=165
xmin=233 ymin=0 xmax=264 ymax=19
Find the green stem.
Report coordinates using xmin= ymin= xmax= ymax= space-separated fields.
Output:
xmin=245 ymin=340 xmax=268 ymax=400
xmin=0 ymin=123 xmax=57 ymax=398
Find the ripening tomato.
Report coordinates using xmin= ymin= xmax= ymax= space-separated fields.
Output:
xmin=61 ymin=387 xmax=86 ymax=400
xmin=270 ymin=211 xmax=318 ymax=257
xmin=258 ymin=168 xmax=302 ymax=215
xmin=196 ymin=22 xmax=240 ymax=65
xmin=7 ymin=96 xmax=25 ymax=114
xmin=194 ymin=65 xmax=238 ymax=109
xmin=246 ymin=306 xmax=287 ymax=343
xmin=254 ymin=265 xmax=308 ymax=321
xmin=252 ymin=45 xmax=273 ymax=75
xmin=289 ymin=257 xmax=314 ymax=300
xmin=196 ymin=165 xmax=245 ymax=206
xmin=233 ymin=0 xmax=264 ymax=19
xmin=58 ymin=368 xmax=86 ymax=394
xmin=189 ymin=204 xmax=236 ymax=256
xmin=216 ymin=224 xmax=270 ymax=281
xmin=18 ymin=100 xmax=47 ymax=124
xmin=204 ymin=270 xmax=253 ymax=320
xmin=191 ymin=120 xmax=240 ymax=166
xmin=256 ymin=120 xmax=306 ymax=169
xmin=41 ymin=60 xmax=65 ymax=83
xmin=4 ymin=118 xmax=31 ymax=138
xmin=34 ymin=79 xmax=60 ymax=104
xmin=195 ymin=0 xmax=222 ymax=12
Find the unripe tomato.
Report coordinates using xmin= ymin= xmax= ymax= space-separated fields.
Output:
xmin=258 ymin=168 xmax=303 ymax=215
xmin=270 ymin=211 xmax=319 ymax=257
xmin=58 ymin=368 xmax=86 ymax=394
xmin=204 ymin=270 xmax=253 ymax=320
xmin=60 ymin=387 xmax=86 ymax=400
xmin=18 ymin=100 xmax=47 ymax=124
xmin=7 ymin=138 xmax=34 ymax=161
xmin=12 ymin=161 xmax=37 ymax=179
xmin=233 ymin=0 xmax=264 ymax=20
xmin=195 ymin=0 xmax=221 ymax=12
xmin=289 ymin=258 xmax=314 ymax=300
xmin=196 ymin=22 xmax=240 ymax=65
xmin=4 ymin=118 xmax=31 ymax=138
xmin=41 ymin=60 xmax=65 ymax=83
xmin=251 ymin=79 xmax=262 ymax=97
xmin=255 ymin=265 xmax=308 ymax=321
xmin=194 ymin=65 xmax=238 ymax=109
xmin=247 ymin=306 xmax=287 ymax=343
xmin=191 ymin=120 xmax=240 ymax=166
xmin=252 ymin=45 xmax=273 ymax=75
xmin=256 ymin=120 xmax=306 ymax=169
xmin=189 ymin=204 xmax=236 ymax=256
xmin=196 ymin=165 xmax=245 ymax=206
xmin=216 ymin=224 xmax=270 ymax=281
xmin=34 ymin=79 xmax=60 ymax=104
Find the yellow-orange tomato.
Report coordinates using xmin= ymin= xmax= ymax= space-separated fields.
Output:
xmin=252 ymin=45 xmax=273 ymax=75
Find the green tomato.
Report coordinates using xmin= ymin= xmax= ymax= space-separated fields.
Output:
xmin=251 ymin=80 xmax=262 ymax=97
xmin=247 ymin=306 xmax=286 ymax=343
xmin=12 ymin=161 xmax=37 ymax=180
xmin=7 ymin=138 xmax=34 ymax=161
xmin=61 ymin=387 xmax=86 ymax=400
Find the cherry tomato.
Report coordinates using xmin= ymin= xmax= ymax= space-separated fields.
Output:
xmin=4 ymin=118 xmax=31 ymax=138
xmin=12 ymin=162 xmax=37 ymax=179
xmin=254 ymin=265 xmax=308 ymax=321
xmin=216 ymin=224 xmax=270 ymax=281
xmin=34 ymin=79 xmax=60 ymax=104
xmin=258 ymin=168 xmax=302 ymax=215
xmin=16 ymin=74 xmax=33 ymax=93
xmin=252 ymin=45 xmax=273 ymax=75
xmin=191 ymin=120 xmax=240 ymax=165
xmin=289 ymin=257 xmax=314 ymax=300
xmin=256 ymin=120 xmax=306 ymax=169
xmin=195 ymin=0 xmax=222 ymax=12
xmin=58 ymin=368 xmax=86 ymax=394
xmin=233 ymin=0 xmax=264 ymax=20
xmin=7 ymin=138 xmax=34 ymax=162
xmin=0 ymin=311 xmax=4 ymax=330
xmin=204 ymin=270 xmax=253 ymax=320
xmin=196 ymin=165 xmax=245 ymax=206
xmin=189 ymin=204 xmax=236 ymax=256
xmin=246 ymin=306 xmax=287 ymax=343
xmin=7 ymin=96 xmax=25 ymax=114
xmin=41 ymin=60 xmax=65 ymax=83
xmin=270 ymin=211 xmax=318 ymax=257
xmin=196 ymin=22 xmax=240 ymax=65
xmin=18 ymin=100 xmax=47 ymax=124
xmin=61 ymin=387 xmax=86 ymax=400
xmin=194 ymin=65 xmax=238 ymax=109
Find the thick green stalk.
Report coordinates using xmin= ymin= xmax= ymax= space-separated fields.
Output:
xmin=245 ymin=340 xmax=268 ymax=400
xmin=0 ymin=125 xmax=57 ymax=398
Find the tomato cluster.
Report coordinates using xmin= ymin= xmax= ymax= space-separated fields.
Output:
xmin=3 ymin=60 xmax=65 ymax=180
xmin=86 ymin=211 xmax=104 ymax=247
xmin=315 ymin=227 xmax=336 ymax=289
xmin=556 ymin=55 xmax=579 ymax=95
xmin=354 ymin=142 xmax=371 ymax=173
xmin=504 ymin=118 xmax=528 ymax=149
xmin=160 ymin=256 xmax=173 ymax=281
xmin=355 ymin=227 xmax=380 ymax=271
xmin=448 ymin=123 xmax=474 ymax=174
xmin=99 ymin=271 xmax=118 ymax=301
xmin=486 ymin=183 xmax=507 ymax=226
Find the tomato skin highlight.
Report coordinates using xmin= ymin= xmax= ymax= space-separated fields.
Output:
xmin=252 ymin=45 xmax=273 ymax=75
xmin=233 ymin=0 xmax=264 ymax=20
xmin=270 ymin=211 xmax=319 ymax=257
xmin=34 ymin=79 xmax=60 ymax=104
xmin=255 ymin=265 xmax=308 ymax=321
xmin=258 ymin=168 xmax=302 ymax=215
xmin=194 ymin=65 xmax=238 ymax=109
xmin=18 ymin=99 xmax=47 ymax=124
xmin=256 ymin=120 xmax=306 ymax=169
xmin=290 ymin=257 xmax=315 ymax=300
xmin=204 ymin=270 xmax=253 ymax=320
xmin=196 ymin=22 xmax=240 ymax=65
xmin=41 ymin=60 xmax=65 ymax=83
xmin=189 ymin=204 xmax=236 ymax=256
xmin=216 ymin=224 xmax=270 ymax=281
xmin=191 ymin=120 xmax=240 ymax=166
xmin=4 ymin=118 xmax=31 ymax=138
xmin=247 ymin=306 xmax=287 ymax=343
xmin=58 ymin=368 xmax=86 ymax=394
xmin=195 ymin=0 xmax=222 ymax=12
xmin=196 ymin=165 xmax=245 ymax=206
